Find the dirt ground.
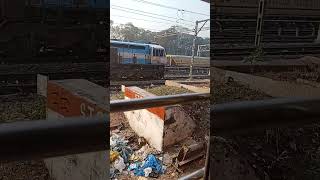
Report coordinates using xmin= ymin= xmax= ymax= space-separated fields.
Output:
xmin=0 ymin=94 xmax=52 ymax=180
xmin=110 ymin=85 xmax=209 ymax=180
xmin=190 ymin=83 xmax=210 ymax=88
xmin=254 ymin=69 xmax=320 ymax=83
xmin=211 ymin=79 xmax=320 ymax=180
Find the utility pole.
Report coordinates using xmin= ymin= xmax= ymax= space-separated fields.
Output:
xmin=254 ymin=0 xmax=265 ymax=47
xmin=189 ymin=19 xmax=209 ymax=80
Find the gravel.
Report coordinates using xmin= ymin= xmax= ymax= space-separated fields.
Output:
xmin=0 ymin=94 xmax=52 ymax=180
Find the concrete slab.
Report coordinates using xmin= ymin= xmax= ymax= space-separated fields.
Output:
xmin=123 ymin=86 xmax=196 ymax=151
xmin=45 ymin=79 xmax=108 ymax=180
xmin=212 ymin=67 xmax=320 ymax=97
xmin=47 ymin=79 xmax=109 ymax=117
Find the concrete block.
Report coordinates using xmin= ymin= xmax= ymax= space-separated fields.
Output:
xmin=37 ymin=74 xmax=48 ymax=97
xmin=47 ymin=79 xmax=109 ymax=117
xmin=123 ymin=86 xmax=196 ymax=151
xmin=45 ymin=79 xmax=108 ymax=180
xmin=212 ymin=67 xmax=320 ymax=97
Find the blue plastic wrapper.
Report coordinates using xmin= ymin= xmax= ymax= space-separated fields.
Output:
xmin=131 ymin=154 xmax=165 ymax=176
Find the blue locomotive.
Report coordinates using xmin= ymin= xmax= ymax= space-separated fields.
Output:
xmin=110 ymin=40 xmax=167 ymax=65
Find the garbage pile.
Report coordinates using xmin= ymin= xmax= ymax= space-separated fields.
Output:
xmin=110 ymin=133 xmax=167 ymax=179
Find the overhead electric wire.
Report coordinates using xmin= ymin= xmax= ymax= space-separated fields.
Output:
xmin=111 ymin=15 xmax=194 ymax=34
xmin=111 ymin=22 xmax=161 ymax=32
xmin=131 ymin=0 xmax=210 ymax=17
xmin=111 ymin=14 xmax=185 ymax=26
xmin=111 ymin=7 xmax=194 ymax=27
xmin=111 ymin=4 xmax=194 ymax=23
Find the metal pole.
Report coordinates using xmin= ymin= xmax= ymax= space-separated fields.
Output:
xmin=316 ymin=23 xmax=320 ymax=43
xmin=204 ymin=133 xmax=210 ymax=180
xmin=178 ymin=167 xmax=205 ymax=180
xmin=189 ymin=21 xmax=198 ymax=80
xmin=0 ymin=116 xmax=108 ymax=163
xmin=254 ymin=0 xmax=265 ymax=47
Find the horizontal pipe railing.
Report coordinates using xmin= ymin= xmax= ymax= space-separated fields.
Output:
xmin=0 ymin=116 xmax=108 ymax=162
xmin=110 ymin=93 xmax=210 ymax=112
xmin=212 ymin=97 xmax=320 ymax=135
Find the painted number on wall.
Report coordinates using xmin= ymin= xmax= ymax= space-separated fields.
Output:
xmin=80 ymin=103 xmax=106 ymax=118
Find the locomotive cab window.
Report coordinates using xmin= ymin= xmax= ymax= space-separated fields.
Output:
xmin=160 ymin=49 xmax=164 ymax=57
xmin=129 ymin=45 xmax=145 ymax=50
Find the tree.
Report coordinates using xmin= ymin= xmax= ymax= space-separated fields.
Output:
xmin=110 ymin=21 xmax=210 ymax=57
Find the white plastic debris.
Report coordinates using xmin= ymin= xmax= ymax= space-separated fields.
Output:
xmin=114 ymin=157 xmax=126 ymax=172
xmin=144 ymin=167 xmax=152 ymax=177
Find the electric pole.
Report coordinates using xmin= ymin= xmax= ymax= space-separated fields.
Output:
xmin=189 ymin=19 xmax=209 ymax=80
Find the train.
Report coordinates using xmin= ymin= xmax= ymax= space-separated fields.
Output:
xmin=110 ymin=40 xmax=210 ymax=67
xmin=110 ymin=45 xmax=165 ymax=81
xmin=0 ymin=0 xmax=108 ymax=63
xmin=110 ymin=40 xmax=211 ymax=81
xmin=110 ymin=40 xmax=167 ymax=65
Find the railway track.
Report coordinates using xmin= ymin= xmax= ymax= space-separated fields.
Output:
xmin=213 ymin=43 xmax=320 ymax=61
xmin=0 ymin=64 xmax=209 ymax=94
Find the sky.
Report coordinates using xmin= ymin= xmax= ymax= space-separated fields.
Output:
xmin=110 ymin=0 xmax=210 ymax=38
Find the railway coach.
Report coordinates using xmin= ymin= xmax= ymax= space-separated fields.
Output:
xmin=110 ymin=40 xmax=167 ymax=65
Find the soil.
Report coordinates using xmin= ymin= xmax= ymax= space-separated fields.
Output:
xmin=190 ymin=83 xmax=210 ymax=88
xmin=254 ymin=70 xmax=320 ymax=83
xmin=0 ymin=94 xmax=52 ymax=180
xmin=211 ymin=80 xmax=271 ymax=104
xmin=211 ymin=79 xmax=320 ymax=180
